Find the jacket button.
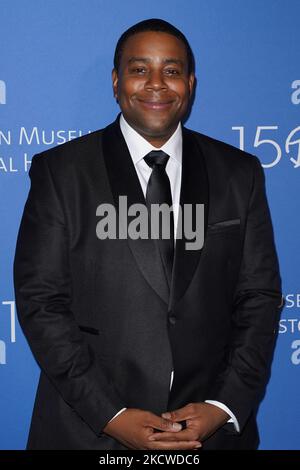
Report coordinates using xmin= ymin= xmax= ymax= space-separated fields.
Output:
xmin=169 ymin=315 xmax=176 ymax=325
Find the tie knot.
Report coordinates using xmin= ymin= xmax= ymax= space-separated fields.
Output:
xmin=144 ymin=150 xmax=170 ymax=170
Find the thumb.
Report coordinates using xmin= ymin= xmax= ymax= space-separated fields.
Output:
xmin=148 ymin=413 xmax=182 ymax=432
xmin=161 ymin=405 xmax=194 ymax=421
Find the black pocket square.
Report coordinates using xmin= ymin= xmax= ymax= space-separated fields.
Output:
xmin=78 ymin=325 xmax=99 ymax=335
xmin=208 ymin=218 xmax=240 ymax=229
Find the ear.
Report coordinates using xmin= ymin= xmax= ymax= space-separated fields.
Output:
xmin=188 ymin=73 xmax=195 ymax=97
xmin=112 ymin=68 xmax=119 ymax=100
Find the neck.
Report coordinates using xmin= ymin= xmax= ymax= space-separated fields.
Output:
xmin=141 ymin=133 xmax=174 ymax=148
xmin=121 ymin=116 xmax=180 ymax=148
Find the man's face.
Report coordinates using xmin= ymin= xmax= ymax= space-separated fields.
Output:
xmin=112 ymin=31 xmax=195 ymax=146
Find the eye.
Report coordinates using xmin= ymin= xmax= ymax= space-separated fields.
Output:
xmin=165 ymin=69 xmax=180 ymax=75
xmin=130 ymin=67 xmax=147 ymax=74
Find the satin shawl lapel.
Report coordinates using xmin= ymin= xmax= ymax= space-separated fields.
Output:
xmin=168 ymin=127 xmax=209 ymax=311
xmin=102 ymin=116 xmax=169 ymax=305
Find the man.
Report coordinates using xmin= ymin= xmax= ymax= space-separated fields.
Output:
xmin=13 ymin=18 xmax=282 ymax=450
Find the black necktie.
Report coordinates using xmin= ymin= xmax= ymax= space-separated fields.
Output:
xmin=144 ymin=150 xmax=174 ymax=287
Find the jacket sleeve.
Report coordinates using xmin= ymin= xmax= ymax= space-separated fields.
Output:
xmin=210 ymin=156 xmax=283 ymax=432
xmin=13 ymin=153 xmax=125 ymax=436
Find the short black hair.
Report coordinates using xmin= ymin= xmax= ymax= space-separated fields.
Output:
xmin=113 ymin=18 xmax=195 ymax=75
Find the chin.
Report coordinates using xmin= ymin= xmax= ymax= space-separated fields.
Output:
xmin=142 ymin=120 xmax=174 ymax=136
xmin=143 ymin=127 xmax=171 ymax=139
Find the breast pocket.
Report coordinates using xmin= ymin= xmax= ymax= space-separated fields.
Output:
xmin=78 ymin=325 xmax=100 ymax=335
xmin=207 ymin=218 xmax=241 ymax=236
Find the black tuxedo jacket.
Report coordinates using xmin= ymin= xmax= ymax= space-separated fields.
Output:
xmin=13 ymin=115 xmax=282 ymax=450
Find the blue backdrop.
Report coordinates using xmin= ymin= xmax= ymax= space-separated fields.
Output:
xmin=0 ymin=0 xmax=299 ymax=450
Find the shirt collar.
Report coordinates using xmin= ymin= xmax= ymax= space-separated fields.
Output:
xmin=119 ymin=113 xmax=182 ymax=166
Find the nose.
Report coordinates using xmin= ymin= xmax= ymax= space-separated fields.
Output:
xmin=145 ymin=70 xmax=168 ymax=91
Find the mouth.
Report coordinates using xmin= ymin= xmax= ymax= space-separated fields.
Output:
xmin=137 ymin=99 xmax=174 ymax=110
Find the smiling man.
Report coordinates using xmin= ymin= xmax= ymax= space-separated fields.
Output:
xmin=14 ymin=19 xmax=282 ymax=450
xmin=111 ymin=29 xmax=194 ymax=146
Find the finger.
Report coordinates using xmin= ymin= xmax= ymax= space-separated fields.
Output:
xmin=148 ymin=429 xmax=196 ymax=442
xmin=147 ymin=414 xmax=182 ymax=433
xmin=162 ymin=404 xmax=199 ymax=422
xmin=148 ymin=440 xmax=202 ymax=450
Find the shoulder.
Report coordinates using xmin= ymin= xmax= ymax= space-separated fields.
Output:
xmin=184 ymin=127 xmax=263 ymax=192
xmin=30 ymin=128 xmax=105 ymax=171
xmin=185 ymin=127 xmax=261 ymax=172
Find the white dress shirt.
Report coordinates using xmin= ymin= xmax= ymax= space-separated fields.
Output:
xmin=107 ymin=114 xmax=239 ymax=432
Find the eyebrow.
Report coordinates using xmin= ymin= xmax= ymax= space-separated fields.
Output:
xmin=127 ymin=57 xmax=184 ymax=66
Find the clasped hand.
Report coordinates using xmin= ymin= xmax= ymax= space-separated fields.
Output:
xmin=103 ymin=402 xmax=229 ymax=450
